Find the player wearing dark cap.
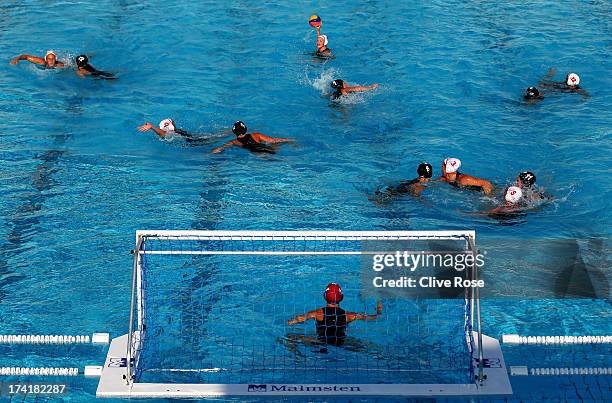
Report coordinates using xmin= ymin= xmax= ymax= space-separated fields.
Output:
xmin=75 ymin=54 xmax=115 ymax=79
xmin=515 ymin=171 xmax=553 ymax=204
xmin=523 ymin=86 xmax=544 ymax=102
xmin=210 ymin=121 xmax=294 ymax=154
xmin=376 ymin=162 xmax=434 ymax=199
xmin=330 ymin=79 xmax=379 ymax=99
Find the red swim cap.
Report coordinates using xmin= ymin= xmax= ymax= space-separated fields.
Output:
xmin=324 ymin=283 xmax=344 ymax=303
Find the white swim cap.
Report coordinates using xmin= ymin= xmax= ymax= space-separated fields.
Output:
xmin=566 ymin=73 xmax=580 ymax=86
xmin=158 ymin=118 xmax=175 ymax=132
xmin=505 ymin=186 xmax=523 ymax=204
xmin=320 ymin=34 xmax=328 ymax=46
xmin=444 ymin=158 xmax=461 ymax=174
xmin=45 ymin=50 xmax=56 ymax=58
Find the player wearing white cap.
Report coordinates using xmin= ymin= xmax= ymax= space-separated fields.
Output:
xmin=438 ymin=158 xmax=494 ymax=195
xmin=484 ymin=186 xmax=524 ymax=216
xmin=138 ymin=118 xmax=182 ymax=138
xmin=138 ymin=118 xmax=232 ymax=144
xmin=315 ymin=34 xmax=334 ymax=59
xmin=539 ymin=68 xmax=589 ymax=97
xmin=10 ymin=50 xmax=64 ymax=68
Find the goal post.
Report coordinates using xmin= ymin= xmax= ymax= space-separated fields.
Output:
xmin=97 ymin=230 xmax=511 ymax=398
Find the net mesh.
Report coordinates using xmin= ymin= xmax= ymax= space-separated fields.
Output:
xmin=131 ymin=233 xmax=475 ymax=385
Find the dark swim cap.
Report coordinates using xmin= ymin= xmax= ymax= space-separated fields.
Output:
xmin=331 ymin=79 xmax=344 ymax=89
xmin=324 ymin=283 xmax=344 ymax=304
xmin=417 ymin=163 xmax=433 ymax=178
xmin=525 ymin=86 xmax=540 ymax=99
xmin=76 ymin=55 xmax=88 ymax=67
xmin=232 ymin=121 xmax=247 ymax=136
xmin=518 ymin=171 xmax=536 ymax=187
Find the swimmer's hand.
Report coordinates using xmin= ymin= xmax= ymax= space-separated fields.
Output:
xmin=210 ymin=140 xmax=236 ymax=154
xmin=10 ymin=57 xmax=19 ymax=65
xmin=138 ymin=122 xmax=169 ymax=138
xmin=369 ymin=84 xmax=379 ymax=90
xmin=137 ymin=122 xmax=154 ymax=132
xmin=376 ymin=301 xmax=383 ymax=315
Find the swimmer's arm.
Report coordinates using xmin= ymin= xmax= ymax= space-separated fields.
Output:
xmin=483 ymin=205 xmax=522 ymax=216
xmin=137 ymin=122 xmax=168 ymax=138
xmin=538 ymin=68 xmax=558 ymax=87
xmin=577 ymin=88 xmax=590 ymax=98
xmin=481 ymin=181 xmax=494 ymax=195
xmin=481 ymin=206 xmax=504 ymax=215
xmin=287 ymin=309 xmax=320 ymax=325
xmin=345 ymin=84 xmax=379 ymax=93
xmin=346 ymin=302 xmax=383 ymax=323
xmin=462 ymin=176 xmax=494 ymax=195
xmin=93 ymin=70 xmax=115 ymax=79
xmin=10 ymin=54 xmax=44 ymax=65
xmin=411 ymin=183 xmax=426 ymax=197
xmin=210 ymin=140 xmax=238 ymax=154
xmin=539 ymin=81 xmax=565 ymax=90
xmin=254 ymin=133 xmax=294 ymax=144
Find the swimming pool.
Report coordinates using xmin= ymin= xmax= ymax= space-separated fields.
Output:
xmin=1 ymin=0 xmax=610 ymax=401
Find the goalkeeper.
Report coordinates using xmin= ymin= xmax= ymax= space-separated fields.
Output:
xmin=287 ymin=283 xmax=383 ymax=346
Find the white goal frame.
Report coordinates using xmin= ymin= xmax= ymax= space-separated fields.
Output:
xmin=97 ymin=230 xmax=512 ymax=398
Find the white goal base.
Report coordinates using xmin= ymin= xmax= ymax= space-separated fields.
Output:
xmin=96 ymin=332 xmax=512 ymax=398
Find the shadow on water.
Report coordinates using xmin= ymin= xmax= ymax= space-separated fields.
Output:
xmin=0 ymin=96 xmax=83 ymax=302
xmin=174 ymin=158 xmax=230 ymax=355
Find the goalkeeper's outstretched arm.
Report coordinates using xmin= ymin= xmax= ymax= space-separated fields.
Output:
xmin=287 ymin=309 xmax=321 ymax=325
xmin=347 ymin=301 xmax=383 ymax=322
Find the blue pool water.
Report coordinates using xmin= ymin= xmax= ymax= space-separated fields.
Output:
xmin=1 ymin=0 xmax=610 ymax=401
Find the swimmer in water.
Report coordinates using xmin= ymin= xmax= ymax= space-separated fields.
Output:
xmin=539 ymin=68 xmax=589 ymax=97
xmin=438 ymin=158 xmax=494 ymax=195
xmin=315 ymin=35 xmax=335 ymax=59
xmin=137 ymin=118 xmax=206 ymax=141
xmin=210 ymin=121 xmax=293 ymax=154
xmin=523 ymin=86 xmax=544 ymax=102
xmin=376 ymin=162 xmax=433 ymax=198
xmin=515 ymin=171 xmax=553 ymax=204
xmin=330 ymin=79 xmax=379 ymax=99
xmin=287 ymin=283 xmax=382 ymax=347
xmin=484 ymin=186 xmax=523 ymax=215
xmin=10 ymin=50 xmax=65 ymax=69
xmin=75 ymin=55 xmax=115 ymax=79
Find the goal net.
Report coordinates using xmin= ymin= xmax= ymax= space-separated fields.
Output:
xmin=98 ymin=231 xmax=511 ymax=398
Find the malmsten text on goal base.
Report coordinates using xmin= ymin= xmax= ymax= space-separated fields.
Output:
xmin=267 ymin=385 xmax=362 ymax=392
